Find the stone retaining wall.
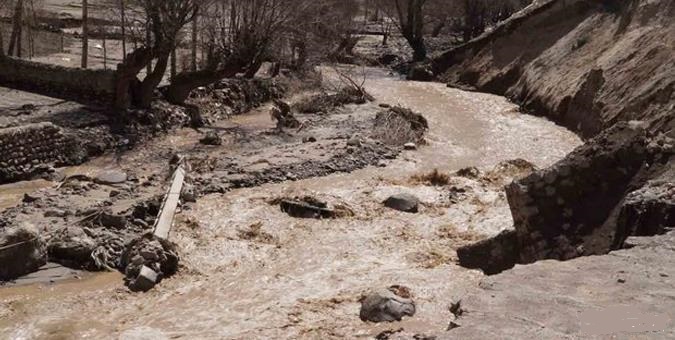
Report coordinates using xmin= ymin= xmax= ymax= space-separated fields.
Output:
xmin=0 ymin=56 xmax=116 ymax=103
xmin=458 ymin=122 xmax=674 ymax=274
xmin=0 ymin=122 xmax=84 ymax=183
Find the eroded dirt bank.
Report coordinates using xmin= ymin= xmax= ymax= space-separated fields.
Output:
xmin=432 ymin=0 xmax=674 ymax=138
xmin=0 ymin=69 xmax=581 ymax=338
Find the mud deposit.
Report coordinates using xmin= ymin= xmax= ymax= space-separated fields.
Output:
xmin=0 ymin=69 xmax=581 ymax=338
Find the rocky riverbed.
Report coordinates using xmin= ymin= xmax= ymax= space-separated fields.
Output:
xmin=0 ymin=67 xmax=587 ymax=338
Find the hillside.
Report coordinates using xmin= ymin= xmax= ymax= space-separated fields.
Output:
xmin=433 ymin=0 xmax=674 ymax=138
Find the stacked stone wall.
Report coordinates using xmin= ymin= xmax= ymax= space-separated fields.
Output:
xmin=0 ymin=56 xmax=116 ymax=103
xmin=0 ymin=122 xmax=82 ymax=183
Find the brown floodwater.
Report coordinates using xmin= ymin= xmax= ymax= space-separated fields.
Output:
xmin=0 ymin=69 xmax=581 ymax=339
xmin=0 ymin=180 xmax=54 ymax=211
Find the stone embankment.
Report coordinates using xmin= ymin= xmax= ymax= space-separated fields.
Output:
xmin=436 ymin=0 xmax=675 ymax=272
xmin=0 ymin=123 xmax=85 ymax=183
xmin=0 ymin=78 xmax=283 ymax=185
xmin=0 ymin=56 xmax=116 ymax=103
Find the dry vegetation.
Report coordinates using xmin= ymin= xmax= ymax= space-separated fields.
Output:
xmin=0 ymin=0 xmax=532 ymax=113
xmin=410 ymin=168 xmax=450 ymax=186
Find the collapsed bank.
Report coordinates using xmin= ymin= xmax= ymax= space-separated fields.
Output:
xmin=415 ymin=0 xmax=674 ymax=274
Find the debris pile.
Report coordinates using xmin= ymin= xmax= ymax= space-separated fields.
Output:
xmin=372 ymin=106 xmax=428 ymax=146
xmin=121 ymin=234 xmax=179 ymax=292
xmin=0 ymin=222 xmax=47 ymax=281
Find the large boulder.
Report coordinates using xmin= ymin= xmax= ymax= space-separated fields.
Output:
xmin=407 ymin=63 xmax=434 ymax=81
xmin=279 ymin=197 xmax=335 ymax=219
xmin=199 ymin=131 xmax=223 ymax=146
xmin=47 ymin=226 xmax=97 ymax=269
xmin=0 ymin=223 xmax=47 ymax=281
xmin=615 ymin=165 xmax=675 ymax=238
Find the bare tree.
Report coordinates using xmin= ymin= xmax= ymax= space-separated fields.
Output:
xmin=82 ymin=0 xmax=89 ymax=68
xmin=114 ymin=0 xmax=205 ymax=108
xmin=7 ymin=0 xmax=23 ymax=57
xmin=165 ymin=0 xmax=314 ymax=104
xmin=0 ymin=0 xmax=8 ymax=56
xmin=119 ymin=0 xmax=127 ymax=61
xmin=376 ymin=0 xmax=428 ymax=62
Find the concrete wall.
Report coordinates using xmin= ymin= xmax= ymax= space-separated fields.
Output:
xmin=0 ymin=122 xmax=83 ymax=183
xmin=0 ymin=56 xmax=116 ymax=103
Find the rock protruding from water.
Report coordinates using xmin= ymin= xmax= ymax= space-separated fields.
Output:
xmin=407 ymin=63 xmax=435 ymax=81
xmin=121 ymin=235 xmax=179 ymax=292
xmin=0 ymin=222 xmax=47 ymax=281
xmin=199 ymin=131 xmax=223 ymax=146
xmin=384 ymin=194 xmax=420 ymax=213
xmin=404 ymin=142 xmax=417 ymax=150
xmin=94 ymin=170 xmax=128 ymax=185
xmin=279 ymin=197 xmax=336 ymax=219
xmin=360 ymin=286 xmax=416 ymax=322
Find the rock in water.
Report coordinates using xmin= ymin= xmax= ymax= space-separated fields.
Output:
xmin=0 ymin=223 xmax=47 ymax=281
xmin=94 ymin=170 xmax=128 ymax=185
xmin=199 ymin=131 xmax=222 ymax=146
xmin=280 ymin=197 xmax=335 ymax=219
xmin=384 ymin=194 xmax=420 ymax=213
xmin=360 ymin=288 xmax=416 ymax=322
xmin=407 ymin=63 xmax=434 ymax=81
xmin=128 ymin=265 xmax=159 ymax=293
xmin=404 ymin=143 xmax=417 ymax=150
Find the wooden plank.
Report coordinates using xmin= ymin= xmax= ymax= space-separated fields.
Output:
xmin=152 ymin=166 xmax=186 ymax=240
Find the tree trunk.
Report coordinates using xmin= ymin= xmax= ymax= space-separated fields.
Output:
xmin=431 ymin=21 xmax=445 ymax=37
xmin=296 ymin=40 xmax=307 ymax=68
xmin=165 ymin=62 xmax=244 ymax=105
xmin=28 ymin=25 xmax=33 ymax=59
xmin=137 ymin=53 xmax=169 ymax=108
xmin=120 ymin=0 xmax=126 ymax=62
xmin=81 ymin=0 xmax=89 ymax=68
xmin=405 ymin=35 xmax=426 ymax=62
xmin=0 ymin=24 xmax=4 ymax=56
xmin=8 ymin=0 xmax=23 ymax=57
xmin=103 ymin=36 xmax=107 ymax=69
xmin=191 ymin=10 xmax=198 ymax=72
xmin=114 ymin=47 xmax=155 ymax=109
xmin=170 ymin=48 xmax=177 ymax=79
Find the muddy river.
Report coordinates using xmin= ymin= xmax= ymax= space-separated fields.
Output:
xmin=0 ymin=69 xmax=581 ymax=339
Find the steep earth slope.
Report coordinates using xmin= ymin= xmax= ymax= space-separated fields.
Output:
xmin=433 ymin=0 xmax=674 ymax=138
